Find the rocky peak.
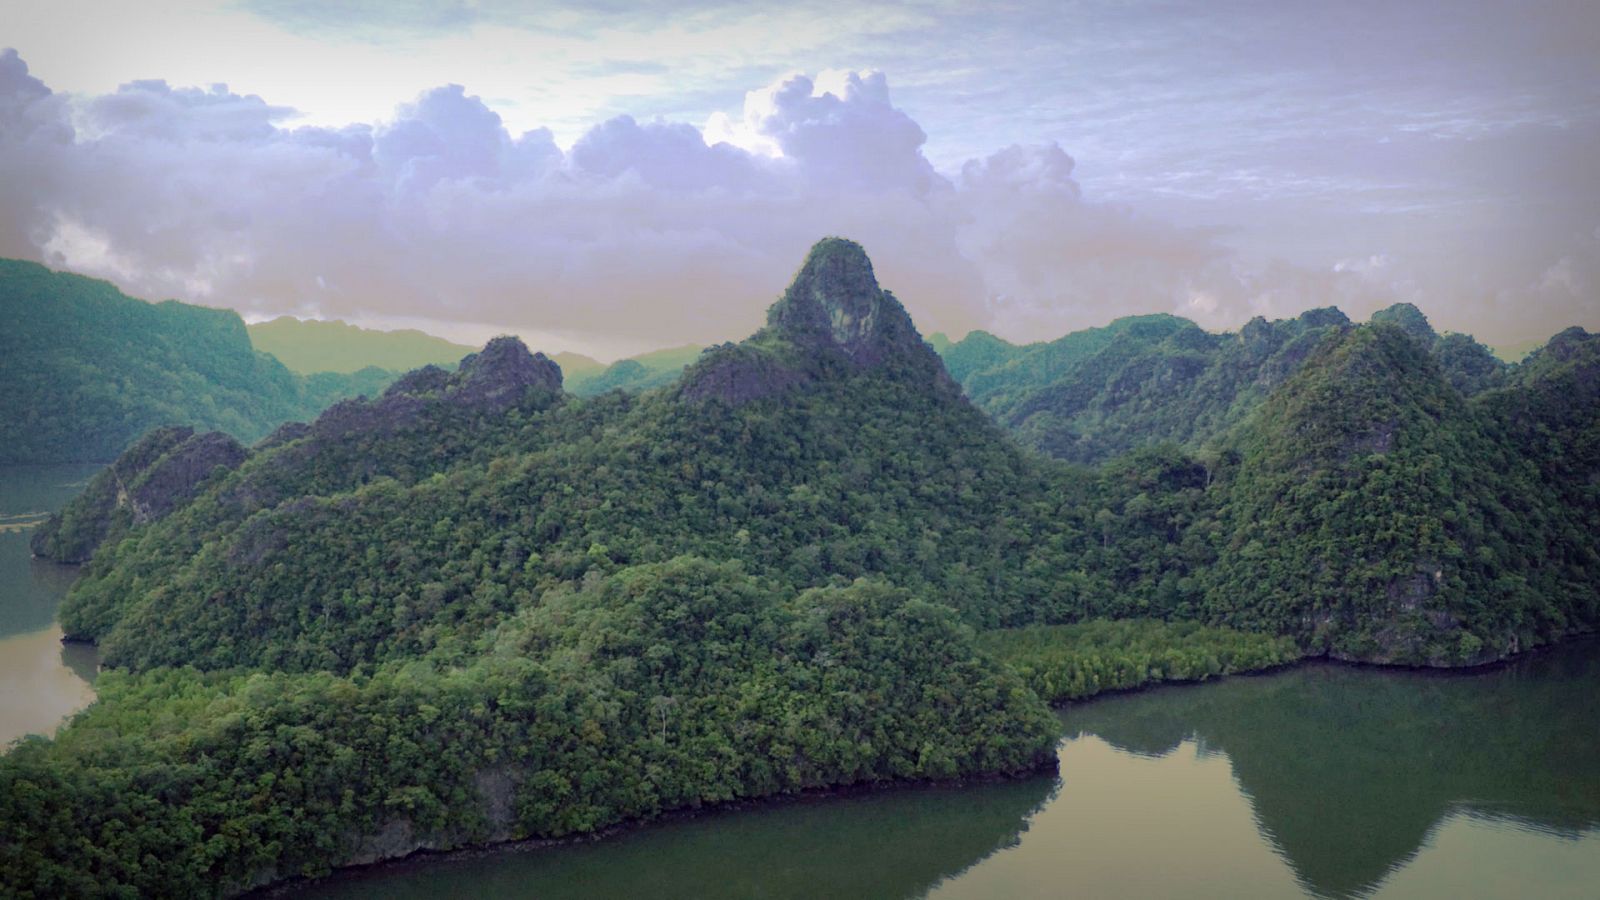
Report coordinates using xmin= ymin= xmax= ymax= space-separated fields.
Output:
xmin=1297 ymin=306 xmax=1352 ymax=331
xmin=32 ymin=427 xmax=247 ymax=563
xmin=1370 ymin=303 xmax=1436 ymax=346
xmin=449 ymin=336 xmax=564 ymax=408
xmin=682 ymin=238 xmax=953 ymax=405
xmin=766 ymin=238 xmax=929 ymax=368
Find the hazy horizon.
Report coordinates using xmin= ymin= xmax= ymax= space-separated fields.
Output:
xmin=4 ymin=0 xmax=1597 ymax=359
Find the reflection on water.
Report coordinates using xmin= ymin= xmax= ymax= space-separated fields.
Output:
xmin=1065 ymin=640 xmax=1600 ymax=898
xmin=0 ymin=464 xmax=103 ymax=747
xmin=298 ymin=640 xmax=1600 ymax=900
xmin=303 ymin=774 xmax=1058 ymax=899
xmin=928 ymin=737 xmax=1303 ymax=899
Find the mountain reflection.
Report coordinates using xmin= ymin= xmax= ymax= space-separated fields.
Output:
xmin=301 ymin=775 xmax=1057 ymax=899
xmin=1065 ymin=640 xmax=1600 ymax=898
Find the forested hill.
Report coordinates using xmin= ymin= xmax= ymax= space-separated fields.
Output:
xmin=6 ymin=239 xmax=1064 ymax=895
xmin=0 ymin=259 xmax=396 ymax=463
xmin=8 ymin=238 xmax=1597 ymax=895
xmin=934 ymin=303 xmax=1506 ymax=465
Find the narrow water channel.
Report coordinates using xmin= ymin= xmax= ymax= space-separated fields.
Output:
xmin=0 ymin=464 xmax=103 ymax=747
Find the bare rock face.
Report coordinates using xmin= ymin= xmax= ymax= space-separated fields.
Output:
xmin=681 ymin=238 xmax=953 ymax=405
xmin=383 ymin=364 xmax=451 ymax=398
xmin=125 ymin=431 xmax=248 ymax=524
xmin=32 ymin=426 xmax=247 ymax=563
xmin=765 ymin=237 xmax=941 ymax=369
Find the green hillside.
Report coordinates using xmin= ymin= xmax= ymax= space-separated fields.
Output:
xmin=934 ymin=304 xmax=1506 ymax=466
xmin=7 ymin=239 xmax=1597 ymax=896
xmin=0 ymin=259 xmax=395 ymax=464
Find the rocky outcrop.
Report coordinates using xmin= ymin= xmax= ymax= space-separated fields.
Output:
xmin=766 ymin=238 xmax=948 ymax=373
xmin=451 ymin=336 xmax=563 ymax=408
xmin=314 ymin=336 xmax=561 ymax=438
xmin=220 ymin=337 xmax=566 ymax=515
xmin=125 ymin=431 xmax=248 ymax=523
xmin=681 ymin=238 xmax=954 ymax=405
xmin=32 ymin=426 xmax=247 ymax=563
xmin=678 ymin=342 xmax=810 ymax=405
xmin=1370 ymin=302 xmax=1437 ymax=345
xmin=38 ymin=337 xmax=564 ymax=560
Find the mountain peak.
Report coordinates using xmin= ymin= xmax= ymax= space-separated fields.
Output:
xmin=680 ymin=237 xmax=953 ymax=404
xmin=451 ymin=336 xmax=564 ymax=406
xmin=767 ymin=237 xmax=919 ymax=366
xmin=1370 ymin=303 xmax=1436 ymax=346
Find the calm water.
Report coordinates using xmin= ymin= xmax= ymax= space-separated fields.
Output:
xmin=301 ymin=640 xmax=1600 ymax=900
xmin=0 ymin=464 xmax=103 ymax=747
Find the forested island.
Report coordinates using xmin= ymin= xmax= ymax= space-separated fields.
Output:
xmin=3 ymin=238 xmax=1597 ymax=896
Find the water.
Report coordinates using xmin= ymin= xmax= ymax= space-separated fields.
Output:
xmin=300 ymin=640 xmax=1600 ymax=899
xmin=0 ymin=464 xmax=103 ymax=747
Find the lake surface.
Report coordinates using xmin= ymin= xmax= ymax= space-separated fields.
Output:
xmin=300 ymin=640 xmax=1600 ymax=899
xmin=0 ymin=464 xmax=103 ymax=747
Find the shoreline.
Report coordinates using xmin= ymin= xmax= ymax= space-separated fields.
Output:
xmin=260 ymin=631 xmax=1600 ymax=895
xmin=1050 ymin=629 xmax=1600 ymax=711
xmin=252 ymin=756 xmax=1060 ymax=897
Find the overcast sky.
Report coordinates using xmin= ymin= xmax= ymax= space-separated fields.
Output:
xmin=4 ymin=0 xmax=1597 ymax=358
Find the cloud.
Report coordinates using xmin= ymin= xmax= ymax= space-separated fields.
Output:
xmin=0 ymin=50 xmax=1589 ymax=357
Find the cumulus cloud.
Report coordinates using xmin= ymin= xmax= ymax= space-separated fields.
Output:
xmin=2 ymin=48 xmax=1580 ymax=357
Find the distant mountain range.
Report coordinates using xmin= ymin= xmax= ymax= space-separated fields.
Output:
xmin=928 ymin=300 xmax=1507 ymax=466
xmin=246 ymin=316 xmax=483 ymax=375
xmin=246 ymin=314 xmax=703 ymax=397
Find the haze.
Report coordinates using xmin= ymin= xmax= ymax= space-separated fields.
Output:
xmin=3 ymin=0 xmax=1597 ymax=358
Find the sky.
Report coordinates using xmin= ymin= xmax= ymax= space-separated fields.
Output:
xmin=3 ymin=0 xmax=1597 ymax=359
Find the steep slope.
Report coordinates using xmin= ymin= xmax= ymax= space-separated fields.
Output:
xmin=0 ymin=259 xmax=395 ymax=463
xmin=8 ymin=239 xmax=1062 ymax=896
xmin=57 ymin=239 xmax=1055 ymax=670
xmin=247 ymin=316 xmax=479 ymax=375
xmin=679 ymin=238 xmax=954 ymax=405
xmin=1202 ymin=323 xmax=1594 ymax=663
xmin=29 ymin=426 xmax=247 ymax=564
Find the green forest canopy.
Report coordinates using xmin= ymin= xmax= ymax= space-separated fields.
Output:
xmin=5 ymin=239 xmax=1598 ymax=896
